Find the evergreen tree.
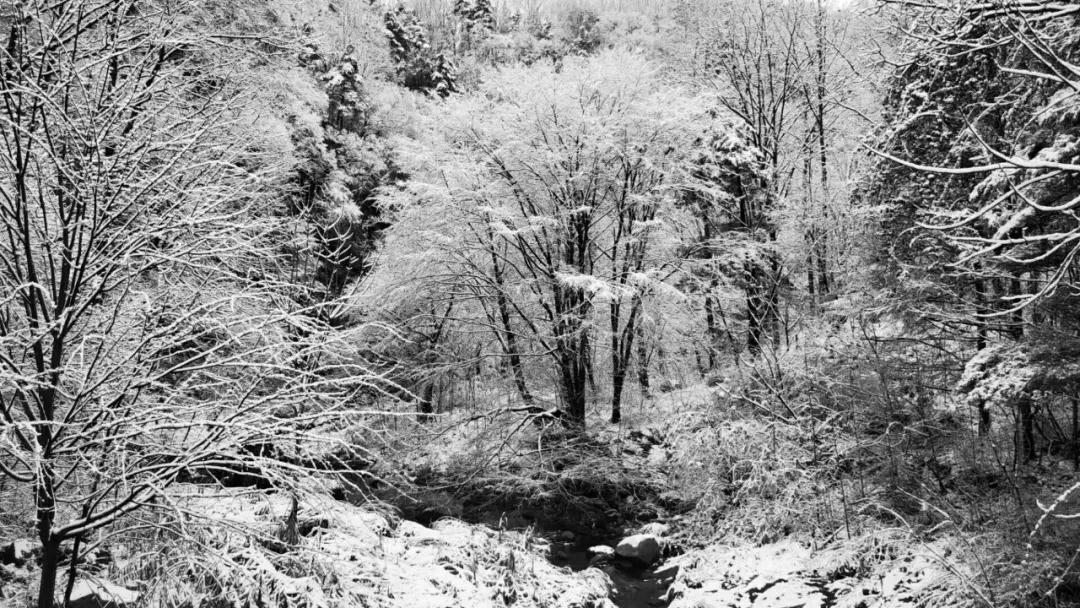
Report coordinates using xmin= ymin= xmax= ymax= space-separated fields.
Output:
xmin=385 ymin=6 xmax=458 ymax=97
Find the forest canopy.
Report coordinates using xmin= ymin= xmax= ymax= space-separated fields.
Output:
xmin=6 ymin=1 xmax=1080 ymax=608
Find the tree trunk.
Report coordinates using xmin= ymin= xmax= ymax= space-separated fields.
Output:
xmin=559 ymin=355 xmax=588 ymax=426
xmin=610 ymin=299 xmax=643 ymax=424
xmin=704 ymin=294 xmax=719 ymax=368
xmin=582 ymin=331 xmax=597 ymax=394
xmin=767 ymin=255 xmax=782 ymax=345
xmin=552 ymin=206 xmax=593 ymax=426
xmin=554 ymin=280 xmax=590 ymax=427
xmin=804 ymin=151 xmax=817 ymax=303
xmin=486 ymin=222 xmax=533 ymax=404
xmin=974 ymin=272 xmax=991 ymax=435
xmin=1017 ymin=395 xmax=1036 ymax=464
xmin=636 ymin=320 xmax=650 ymax=395
xmin=816 ymin=238 xmax=829 ymax=296
xmin=611 ymin=301 xmax=625 ymax=424
xmin=701 ymin=218 xmax=721 ymax=367
xmin=814 ymin=0 xmax=831 ymax=297
xmin=747 ymin=289 xmax=762 ymax=355
xmin=505 ymin=343 xmax=533 ymax=405
xmin=495 ymin=287 xmax=532 ymax=404
xmin=36 ymin=426 xmax=59 ymax=608
xmin=1009 ymin=276 xmax=1024 ymax=339
xmin=416 ymin=382 xmax=435 ymax=423
xmin=37 ymin=537 xmax=60 ymax=608
xmin=1072 ymin=397 xmax=1078 ymax=471
xmin=746 ymin=260 xmax=767 ymax=355
xmin=63 ymin=533 xmax=82 ymax=607
xmin=611 ymin=368 xmax=627 ymax=424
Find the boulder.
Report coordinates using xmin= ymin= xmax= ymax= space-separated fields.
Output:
xmin=615 ymin=534 xmax=661 ymax=566
xmin=67 ymin=579 xmax=139 ymax=608
xmin=0 ymin=539 xmax=33 ymax=565
xmin=587 ymin=544 xmax=615 ymax=566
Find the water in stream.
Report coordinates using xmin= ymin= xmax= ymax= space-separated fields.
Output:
xmin=381 ymin=471 xmax=681 ymax=606
xmin=545 ymin=536 xmax=678 ymax=608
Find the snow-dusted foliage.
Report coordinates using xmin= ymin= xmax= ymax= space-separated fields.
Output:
xmin=960 ymin=341 xmax=1080 ymax=412
xmin=866 ymin=1 xmax=1080 ymax=318
xmin=385 ymin=6 xmax=459 ymax=97
xmin=367 ymin=50 xmax=765 ymax=424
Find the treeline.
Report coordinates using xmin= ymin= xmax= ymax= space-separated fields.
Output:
xmin=364 ymin=0 xmax=882 ymax=429
xmin=365 ymin=3 xmax=1080 ymax=597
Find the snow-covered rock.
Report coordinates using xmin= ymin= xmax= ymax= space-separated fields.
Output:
xmin=588 ymin=544 xmax=615 ymax=566
xmin=615 ymin=533 xmax=662 ymax=565
xmin=589 ymin=545 xmax=615 ymax=557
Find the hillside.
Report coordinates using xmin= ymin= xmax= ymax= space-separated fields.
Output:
xmin=3 ymin=1 xmax=1080 ymax=607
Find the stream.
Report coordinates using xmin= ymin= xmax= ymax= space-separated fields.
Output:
xmin=376 ymin=426 xmax=687 ymax=607
xmin=543 ymin=533 xmax=678 ymax=608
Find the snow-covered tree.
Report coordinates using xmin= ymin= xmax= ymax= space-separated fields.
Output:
xmin=372 ymin=52 xmax=751 ymax=426
xmin=0 ymin=3 xmax=383 ymax=605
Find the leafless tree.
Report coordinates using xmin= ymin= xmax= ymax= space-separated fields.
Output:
xmin=0 ymin=3 xmax=383 ymax=606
